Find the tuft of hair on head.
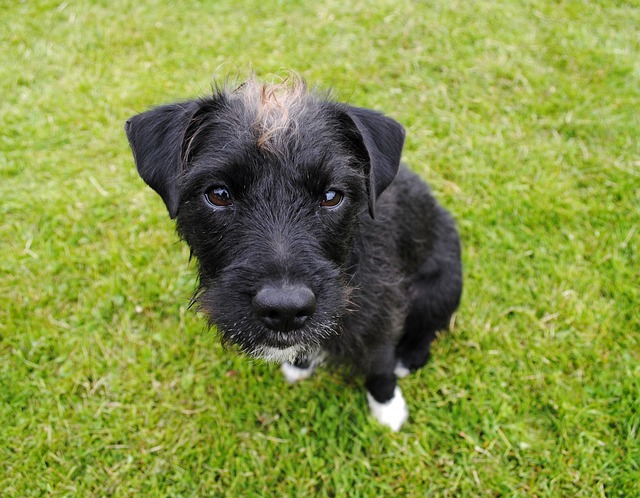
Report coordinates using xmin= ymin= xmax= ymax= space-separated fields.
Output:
xmin=226 ymin=72 xmax=315 ymax=153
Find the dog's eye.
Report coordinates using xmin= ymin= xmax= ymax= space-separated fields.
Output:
xmin=205 ymin=187 xmax=233 ymax=207
xmin=320 ymin=190 xmax=343 ymax=208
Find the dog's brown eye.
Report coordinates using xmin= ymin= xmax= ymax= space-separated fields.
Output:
xmin=320 ymin=190 xmax=343 ymax=208
xmin=206 ymin=187 xmax=233 ymax=207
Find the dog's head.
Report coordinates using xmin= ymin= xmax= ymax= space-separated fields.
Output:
xmin=125 ymin=76 xmax=405 ymax=362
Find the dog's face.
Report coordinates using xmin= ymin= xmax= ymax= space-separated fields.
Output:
xmin=126 ymin=78 xmax=405 ymax=362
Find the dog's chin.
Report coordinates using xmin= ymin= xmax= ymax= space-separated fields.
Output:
xmin=242 ymin=328 xmax=328 ymax=363
xmin=247 ymin=344 xmax=311 ymax=363
xmin=217 ymin=319 xmax=338 ymax=364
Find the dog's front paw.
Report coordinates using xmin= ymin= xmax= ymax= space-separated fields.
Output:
xmin=367 ymin=387 xmax=409 ymax=432
xmin=281 ymin=362 xmax=315 ymax=384
xmin=393 ymin=360 xmax=411 ymax=378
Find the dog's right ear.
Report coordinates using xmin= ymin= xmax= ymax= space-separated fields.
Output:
xmin=125 ymin=101 xmax=201 ymax=218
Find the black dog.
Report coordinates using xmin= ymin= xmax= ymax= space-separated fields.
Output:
xmin=125 ymin=76 xmax=462 ymax=431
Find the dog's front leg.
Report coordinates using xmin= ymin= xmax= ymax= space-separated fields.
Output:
xmin=281 ymin=357 xmax=315 ymax=384
xmin=281 ymin=350 xmax=325 ymax=384
xmin=365 ymin=346 xmax=408 ymax=431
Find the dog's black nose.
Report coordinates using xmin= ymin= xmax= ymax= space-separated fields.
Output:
xmin=252 ymin=285 xmax=317 ymax=332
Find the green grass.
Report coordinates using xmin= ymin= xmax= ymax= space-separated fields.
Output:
xmin=1 ymin=0 xmax=639 ymax=495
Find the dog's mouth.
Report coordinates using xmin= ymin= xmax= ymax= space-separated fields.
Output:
xmin=215 ymin=318 xmax=340 ymax=363
xmin=247 ymin=343 xmax=315 ymax=364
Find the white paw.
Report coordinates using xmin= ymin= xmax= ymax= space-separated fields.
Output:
xmin=367 ymin=387 xmax=409 ymax=432
xmin=394 ymin=361 xmax=411 ymax=378
xmin=281 ymin=362 xmax=315 ymax=384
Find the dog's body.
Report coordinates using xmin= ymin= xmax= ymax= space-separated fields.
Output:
xmin=126 ymin=77 xmax=462 ymax=431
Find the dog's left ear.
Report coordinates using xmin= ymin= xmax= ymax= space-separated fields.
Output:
xmin=343 ymin=106 xmax=406 ymax=218
xmin=125 ymin=101 xmax=201 ymax=218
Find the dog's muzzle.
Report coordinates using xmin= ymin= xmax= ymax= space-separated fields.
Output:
xmin=252 ymin=284 xmax=317 ymax=333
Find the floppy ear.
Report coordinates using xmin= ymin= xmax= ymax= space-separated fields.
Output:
xmin=125 ymin=101 xmax=201 ymax=218
xmin=343 ymin=106 xmax=405 ymax=218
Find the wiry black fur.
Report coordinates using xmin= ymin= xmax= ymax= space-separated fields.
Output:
xmin=125 ymin=80 xmax=462 ymax=412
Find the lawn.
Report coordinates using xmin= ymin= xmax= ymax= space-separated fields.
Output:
xmin=1 ymin=0 xmax=638 ymax=495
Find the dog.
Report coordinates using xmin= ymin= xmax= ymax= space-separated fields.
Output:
xmin=125 ymin=76 xmax=462 ymax=431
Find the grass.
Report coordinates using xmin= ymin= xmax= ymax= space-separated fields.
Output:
xmin=1 ymin=0 xmax=638 ymax=495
